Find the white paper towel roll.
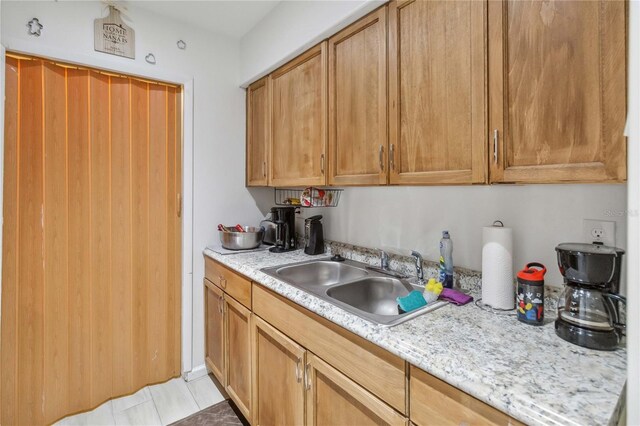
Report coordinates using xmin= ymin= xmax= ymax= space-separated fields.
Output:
xmin=482 ymin=223 xmax=515 ymax=309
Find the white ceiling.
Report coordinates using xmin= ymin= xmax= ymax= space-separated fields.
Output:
xmin=129 ymin=1 xmax=281 ymax=39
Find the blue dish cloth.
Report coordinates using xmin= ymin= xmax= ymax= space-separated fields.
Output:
xmin=396 ymin=290 xmax=427 ymax=313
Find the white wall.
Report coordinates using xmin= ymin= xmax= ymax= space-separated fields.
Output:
xmin=626 ymin=1 xmax=639 ymax=424
xmin=241 ymin=1 xmax=629 ymax=289
xmin=310 ymin=185 xmax=627 ymax=288
xmin=1 ymin=1 xmax=268 ymax=377
xmin=239 ymin=0 xmax=385 ymax=85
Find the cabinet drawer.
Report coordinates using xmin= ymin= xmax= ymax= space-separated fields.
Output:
xmin=253 ymin=284 xmax=407 ymax=414
xmin=205 ymin=256 xmax=252 ymax=309
xmin=410 ymin=366 xmax=522 ymax=426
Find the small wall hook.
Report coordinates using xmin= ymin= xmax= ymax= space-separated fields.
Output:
xmin=27 ymin=18 xmax=43 ymax=37
xmin=145 ymin=53 xmax=156 ymax=65
xmin=177 ymin=40 xmax=186 ymax=50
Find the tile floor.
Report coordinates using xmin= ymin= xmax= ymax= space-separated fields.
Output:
xmin=55 ymin=375 xmax=225 ymax=426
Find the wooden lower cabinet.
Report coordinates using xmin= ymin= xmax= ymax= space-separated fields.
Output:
xmin=205 ymin=258 xmax=521 ymax=425
xmin=305 ymin=354 xmax=407 ymax=426
xmin=410 ymin=366 xmax=522 ymax=426
xmin=225 ymin=296 xmax=252 ymax=420
xmin=252 ymin=316 xmax=306 ymax=426
xmin=205 ymin=255 xmax=252 ymax=309
xmin=204 ymin=271 xmax=253 ymax=421
xmin=204 ymin=279 xmax=225 ymax=385
xmin=253 ymin=284 xmax=406 ymax=413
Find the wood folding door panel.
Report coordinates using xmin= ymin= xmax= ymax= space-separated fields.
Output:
xmin=1 ymin=55 xmax=182 ymax=425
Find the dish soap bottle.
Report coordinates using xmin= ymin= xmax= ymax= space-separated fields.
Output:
xmin=438 ymin=231 xmax=454 ymax=288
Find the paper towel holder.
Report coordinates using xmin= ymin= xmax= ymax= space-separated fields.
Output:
xmin=479 ymin=219 xmax=516 ymax=313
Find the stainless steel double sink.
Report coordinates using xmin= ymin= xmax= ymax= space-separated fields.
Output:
xmin=261 ymin=258 xmax=446 ymax=326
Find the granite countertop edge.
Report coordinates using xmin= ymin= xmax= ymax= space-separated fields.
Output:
xmin=202 ymin=247 xmax=627 ymax=426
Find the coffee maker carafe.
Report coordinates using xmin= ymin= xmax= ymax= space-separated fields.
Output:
xmin=269 ymin=207 xmax=297 ymax=253
xmin=554 ymin=243 xmax=626 ymax=351
xmin=304 ymin=215 xmax=324 ymax=255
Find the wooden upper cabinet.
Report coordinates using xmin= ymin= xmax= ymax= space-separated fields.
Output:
xmin=489 ymin=0 xmax=627 ymax=183
xmin=389 ymin=0 xmax=487 ymax=185
xmin=328 ymin=8 xmax=388 ymax=186
xmin=246 ymin=77 xmax=270 ymax=186
xmin=270 ymin=42 xmax=328 ymax=187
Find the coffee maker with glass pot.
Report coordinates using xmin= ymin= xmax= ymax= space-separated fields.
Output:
xmin=554 ymin=243 xmax=626 ymax=351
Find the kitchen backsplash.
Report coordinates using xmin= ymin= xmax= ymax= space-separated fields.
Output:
xmin=317 ymin=239 xmax=562 ymax=313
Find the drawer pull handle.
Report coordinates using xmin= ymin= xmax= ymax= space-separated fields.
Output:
xmin=295 ymin=358 xmax=302 ymax=383
xmin=390 ymin=144 xmax=395 ymax=170
xmin=219 ymin=276 xmax=227 ymax=289
xmin=304 ymin=362 xmax=311 ymax=390
xmin=378 ymin=145 xmax=384 ymax=171
xmin=493 ymin=129 xmax=499 ymax=164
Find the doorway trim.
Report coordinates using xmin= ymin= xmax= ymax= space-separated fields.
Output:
xmin=0 ymin=37 xmax=196 ymax=378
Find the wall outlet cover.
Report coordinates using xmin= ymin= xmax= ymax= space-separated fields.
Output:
xmin=582 ymin=219 xmax=616 ymax=247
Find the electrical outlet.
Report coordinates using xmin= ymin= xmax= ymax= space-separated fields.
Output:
xmin=582 ymin=219 xmax=616 ymax=247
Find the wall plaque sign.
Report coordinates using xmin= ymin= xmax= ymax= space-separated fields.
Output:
xmin=94 ymin=6 xmax=135 ymax=59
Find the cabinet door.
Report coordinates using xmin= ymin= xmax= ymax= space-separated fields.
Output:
xmin=305 ymin=354 xmax=407 ymax=426
xmin=488 ymin=0 xmax=626 ymax=183
xmin=328 ymin=7 xmax=388 ymax=186
xmin=270 ymin=42 xmax=327 ymax=187
xmin=247 ymin=77 xmax=270 ymax=187
xmin=252 ymin=316 xmax=306 ymax=426
xmin=389 ymin=0 xmax=487 ymax=185
xmin=224 ymin=296 xmax=252 ymax=420
xmin=204 ymin=279 xmax=225 ymax=385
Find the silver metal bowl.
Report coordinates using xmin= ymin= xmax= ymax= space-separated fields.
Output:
xmin=219 ymin=225 xmax=264 ymax=250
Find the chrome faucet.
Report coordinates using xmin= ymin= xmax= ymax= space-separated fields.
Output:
xmin=411 ymin=250 xmax=425 ymax=285
xmin=380 ymin=249 xmax=390 ymax=270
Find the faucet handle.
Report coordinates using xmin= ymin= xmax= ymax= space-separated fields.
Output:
xmin=378 ymin=249 xmax=390 ymax=269
xmin=410 ymin=250 xmax=425 ymax=283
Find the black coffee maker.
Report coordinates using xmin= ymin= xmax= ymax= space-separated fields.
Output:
xmin=269 ymin=207 xmax=297 ymax=253
xmin=555 ymin=243 xmax=626 ymax=350
xmin=304 ymin=215 xmax=324 ymax=255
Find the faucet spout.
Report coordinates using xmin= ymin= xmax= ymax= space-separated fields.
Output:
xmin=411 ymin=250 xmax=425 ymax=285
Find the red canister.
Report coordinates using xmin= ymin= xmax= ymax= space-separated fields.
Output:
xmin=516 ymin=263 xmax=546 ymax=326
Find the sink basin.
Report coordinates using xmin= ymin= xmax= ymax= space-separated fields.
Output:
xmin=274 ymin=261 xmax=368 ymax=287
xmin=261 ymin=258 xmax=447 ymax=327
xmin=326 ymin=277 xmax=412 ymax=316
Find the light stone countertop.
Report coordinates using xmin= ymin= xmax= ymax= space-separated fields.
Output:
xmin=203 ymin=246 xmax=626 ymax=426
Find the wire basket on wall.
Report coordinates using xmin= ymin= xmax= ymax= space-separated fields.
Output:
xmin=274 ymin=188 xmax=343 ymax=208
